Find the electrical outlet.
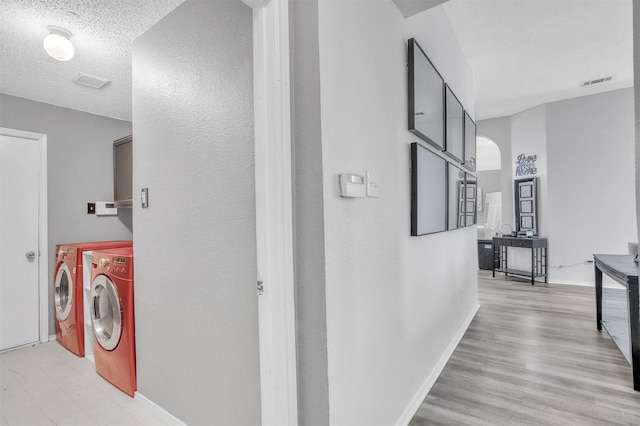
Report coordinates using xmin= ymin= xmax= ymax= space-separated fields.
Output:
xmin=87 ymin=202 xmax=96 ymax=214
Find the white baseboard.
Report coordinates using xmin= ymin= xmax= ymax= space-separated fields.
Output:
xmin=395 ymin=302 xmax=481 ymax=426
xmin=134 ymin=392 xmax=187 ymax=426
xmin=49 ymin=334 xmax=57 ymax=342
xmin=547 ymin=279 xmax=592 ymax=287
xmin=549 ymin=280 xmax=620 ymax=289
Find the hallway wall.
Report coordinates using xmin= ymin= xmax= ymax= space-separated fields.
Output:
xmin=132 ymin=1 xmax=261 ymax=424
xmin=316 ymin=2 xmax=478 ymax=424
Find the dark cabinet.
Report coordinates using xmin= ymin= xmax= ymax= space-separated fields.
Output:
xmin=478 ymin=239 xmax=493 ymax=270
xmin=113 ymin=135 xmax=132 ymax=208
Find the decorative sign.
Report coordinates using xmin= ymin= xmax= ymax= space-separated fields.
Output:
xmin=515 ymin=153 xmax=537 ymax=176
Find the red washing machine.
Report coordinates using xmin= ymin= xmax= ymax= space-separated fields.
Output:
xmin=90 ymin=247 xmax=136 ymax=396
xmin=54 ymin=240 xmax=133 ymax=357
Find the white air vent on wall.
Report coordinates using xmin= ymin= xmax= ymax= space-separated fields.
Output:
xmin=72 ymin=72 xmax=111 ymax=89
xmin=580 ymin=75 xmax=614 ymax=87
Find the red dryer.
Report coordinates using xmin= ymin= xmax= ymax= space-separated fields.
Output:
xmin=54 ymin=240 xmax=132 ymax=356
xmin=90 ymin=246 xmax=136 ymax=396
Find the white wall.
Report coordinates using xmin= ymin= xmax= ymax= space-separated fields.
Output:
xmin=290 ymin=0 xmax=330 ymax=424
xmin=546 ymin=89 xmax=636 ymax=284
xmin=635 ymin=0 xmax=640 ymax=247
xmin=478 ymin=89 xmax=636 ymax=285
xmin=132 ymin=2 xmax=261 ymax=424
xmin=317 ymin=2 xmax=478 ymax=424
xmin=0 ymin=94 xmax=133 ymax=334
xmin=511 ymin=105 xmax=548 ymax=235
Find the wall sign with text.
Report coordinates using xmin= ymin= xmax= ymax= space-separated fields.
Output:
xmin=515 ymin=153 xmax=537 ymax=176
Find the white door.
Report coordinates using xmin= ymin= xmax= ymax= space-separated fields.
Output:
xmin=0 ymin=134 xmax=41 ymax=351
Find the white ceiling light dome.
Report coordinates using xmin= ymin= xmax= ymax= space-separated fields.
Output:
xmin=43 ymin=26 xmax=74 ymax=61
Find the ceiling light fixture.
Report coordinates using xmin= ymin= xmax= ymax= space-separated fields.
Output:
xmin=43 ymin=26 xmax=74 ymax=61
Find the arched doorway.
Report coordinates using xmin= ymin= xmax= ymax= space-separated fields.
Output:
xmin=476 ymin=136 xmax=502 ymax=238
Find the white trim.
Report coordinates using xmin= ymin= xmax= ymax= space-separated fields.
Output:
xmin=396 ymin=303 xmax=481 ymax=426
xmin=0 ymin=341 xmax=38 ymax=354
xmin=547 ymin=279 xmax=592 ymax=287
xmin=250 ymin=0 xmax=299 ymax=425
xmin=0 ymin=127 xmax=49 ymax=346
xmin=134 ymin=392 xmax=187 ymax=426
xmin=49 ymin=334 xmax=57 ymax=342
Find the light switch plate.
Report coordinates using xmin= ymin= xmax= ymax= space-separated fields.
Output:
xmin=141 ymin=188 xmax=149 ymax=208
xmin=366 ymin=171 xmax=380 ymax=198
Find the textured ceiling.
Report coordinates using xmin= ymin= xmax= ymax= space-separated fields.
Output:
xmin=443 ymin=0 xmax=633 ymax=120
xmin=0 ymin=0 xmax=184 ymax=121
xmin=1 ymin=0 xmax=633 ymax=123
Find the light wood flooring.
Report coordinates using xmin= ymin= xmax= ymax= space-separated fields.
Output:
xmin=410 ymin=271 xmax=640 ymax=426
xmin=0 ymin=342 xmax=166 ymax=425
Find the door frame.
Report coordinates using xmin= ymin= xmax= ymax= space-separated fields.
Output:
xmin=241 ymin=0 xmax=298 ymax=425
xmin=0 ymin=127 xmax=49 ymax=345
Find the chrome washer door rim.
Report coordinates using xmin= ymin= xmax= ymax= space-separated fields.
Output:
xmin=90 ymin=275 xmax=122 ymax=351
xmin=54 ymin=263 xmax=73 ymax=321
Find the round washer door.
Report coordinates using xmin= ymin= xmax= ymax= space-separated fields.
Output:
xmin=54 ymin=263 xmax=73 ymax=321
xmin=90 ymin=275 xmax=122 ymax=351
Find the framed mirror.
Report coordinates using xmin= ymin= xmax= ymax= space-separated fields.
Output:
xmin=464 ymin=174 xmax=477 ymax=226
xmin=408 ymin=38 xmax=445 ymax=151
xmin=463 ymin=112 xmax=476 ymax=171
xmin=447 ymin=163 xmax=465 ymax=230
xmin=411 ymin=142 xmax=447 ymax=236
xmin=444 ymin=85 xmax=464 ymax=163
xmin=515 ymin=177 xmax=538 ymax=233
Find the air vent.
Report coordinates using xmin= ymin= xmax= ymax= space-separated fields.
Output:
xmin=72 ymin=72 xmax=110 ymax=89
xmin=580 ymin=75 xmax=615 ymax=87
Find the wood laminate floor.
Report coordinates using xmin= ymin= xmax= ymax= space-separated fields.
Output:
xmin=409 ymin=271 xmax=640 ymax=426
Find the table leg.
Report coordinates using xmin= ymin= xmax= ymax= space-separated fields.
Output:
xmin=595 ymin=265 xmax=602 ymax=331
xmin=628 ymin=283 xmax=640 ymax=391
xmin=531 ymin=247 xmax=535 ymax=285
xmin=492 ymin=242 xmax=496 ymax=278
xmin=503 ymin=246 xmax=508 ymax=277
xmin=544 ymin=247 xmax=548 ymax=283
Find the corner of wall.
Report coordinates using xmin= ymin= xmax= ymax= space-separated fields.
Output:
xmin=633 ymin=2 xmax=640 ymax=245
xmin=290 ymin=0 xmax=331 ymax=425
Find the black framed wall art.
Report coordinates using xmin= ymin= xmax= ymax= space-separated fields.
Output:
xmin=444 ymin=85 xmax=464 ymax=163
xmin=463 ymin=112 xmax=476 ymax=171
xmin=411 ymin=142 xmax=447 ymax=236
xmin=408 ymin=38 xmax=445 ymax=151
xmin=447 ymin=162 xmax=465 ymax=230
xmin=464 ymin=174 xmax=477 ymax=226
xmin=515 ymin=177 xmax=538 ymax=233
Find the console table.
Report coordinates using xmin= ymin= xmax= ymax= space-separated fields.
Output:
xmin=492 ymin=236 xmax=548 ymax=285
xmin=593 ymin=254 xmax=640 ymax=391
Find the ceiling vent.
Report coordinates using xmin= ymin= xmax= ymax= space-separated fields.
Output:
xmin=580 ymin=75 xmax=615 ymax=87
xmin=72 ymin=72 xmax=110 ymax=89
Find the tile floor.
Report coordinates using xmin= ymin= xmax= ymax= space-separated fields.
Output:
xmin=0 ymin=341 xmax=167 ymax=426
